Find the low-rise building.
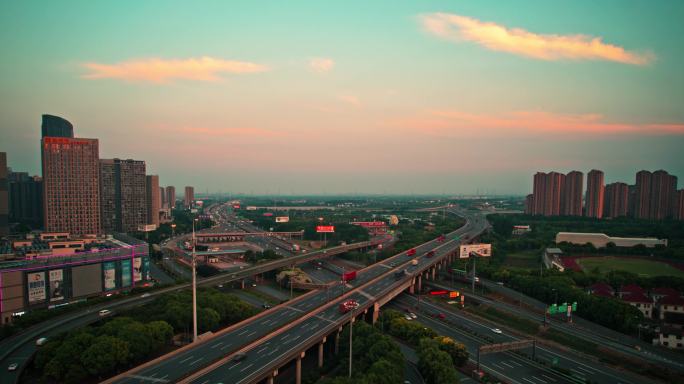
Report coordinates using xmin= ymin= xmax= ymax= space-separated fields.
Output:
xmin=656 ymin=328 xmax=684 ymax=349
xmin=512 ymin=225 xmax=531 ymax=235
xmin=555 ymin=232 xmax=667 ymax=248
xmin=658 ymin=295 xmax=684 ymax=322
xmin=0 ymin=232 xmax=150 ymax=325
xmin=622 ymin=292 xmax=653 ymax=318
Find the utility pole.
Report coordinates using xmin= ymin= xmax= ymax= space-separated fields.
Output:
xmin=471 ymin=252 xmax=477 ymax=294
xmin=290 ymin=264 xmax=295 ymax=300
xmin=349 ymin=309 xmax=354 ymax=378
xmin=192 ymin=218 xmax=198 ymax=343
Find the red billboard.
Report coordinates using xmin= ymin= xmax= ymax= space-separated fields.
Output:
xmin=342 ymin=271 xmax=357 ymax=281
xmin=316 ymin=225 xmax=335 ymax=233
xmin=429 ymin=290 xmax=448 ymax=296
xmin=232 ymin=204 xmax=241 ymax=209
xmin=263 ymin=212 xmax=274 ymax=217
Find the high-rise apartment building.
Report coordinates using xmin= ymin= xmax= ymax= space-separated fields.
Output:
xmin=561 ymin=171 xmax=583 ymax=216
xmin=634 ymin=170 xmax=677 ymax=220
xmin=532 ymin=172 xmax=564 ymax=216
xmin=8 ymin=171 xmax=43 ymax=228
xmin=166 ymin=186 xmax=176 ymax=209
xmin=604 ymin=182 xmax=629 ymax=218
xmin=674 ymin=190 xmax=684 ymax=221
xmin=184 ymin=186 xmax=194 ymax=209
xmin=651 ymin=170 xmax=677 ymax=220
xmin=0 ymin=152 xmax=8 ymax=236
xmin=585 ymin=170 xmax=605 ymax=218
xmin=100 ymin=159 xmax=147 ymax=233
xmin=146 ymin=175 xmax=160 ymax=227
xmin=524 ymin=194 xmax=534 ymax=215
xmin=41 ymin=116 xmax=101 ymax=235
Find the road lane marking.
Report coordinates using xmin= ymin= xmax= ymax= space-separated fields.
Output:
xmin=237 ymin=329 xmax=249 ymax=336
xmin=228 ymin=361 xmax=242 ymax=370
xmin=540 ymin=374 xmax=557 ymax=382
xmin=210 ymin=341 xmax=224 ymax=349
xmin=179 ymin=355 xmax=194 ymax=364
xmin=220 ymin=343 xmax=233 ymax=351
xmin=522 ymin=378 xmax=536 ymax=384
xmin=501 ymin=361 xmax=514 ymax=368
xmin=492 ymin=363 xmax=505 ymax=370
xmin=509 ymin=360 xmax=522 ymax=367
xmin=530 ymin=376 xmax=547 ymax=383
xmin=126 ymin=374 xmax=170 ymax=383
xmin=189 ymin=357 xmax=204 ymax=365
xmin=246 ymin=331 xmax=256 ymax=337
xmin=574 ymin=365 xmax=595 ymax=374
xmin=240 ymin=363 xmax=254 ymax=372
xmin=571 ymin=369 xmax=585 ymax=376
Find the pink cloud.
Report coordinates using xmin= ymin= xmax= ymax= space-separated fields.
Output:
xmin=174 ymin=126 xmax=287 ymax=138
xmin=309 ymin=57 xmax=335 ymax=73
xmin=82 ymin=56 xmax=269 ymax=83
xmin=388 ymin=110 xmax=684 ymax=136
xmin=337 ymin=94 xmax=361 ymax=107
xmin=420 ymin=13 xmax=654 ymax=65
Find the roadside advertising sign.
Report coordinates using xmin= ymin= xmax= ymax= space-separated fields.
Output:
xmin=27 ymin=272 xmax=46 ymax=303
xmin=549 ymin=304 xmax=558 ymax=314
xmin=104 ymin=261 xmax=116 ymax=290
xmin=449 ymin=291 xmax=460 ymax=298
xmin=121 ymin=259 xmax=132 ymax=287
xmin=430 ymin=290 xmax=448 ymax=296
xmin=275 ymin=216 xmax=290 ymax=223
xmin=143 ymin=257 xmax=151 ymax=280
xmin=316 ymin=225 xmax=335 ymax=233
xmin=459 ymin=244 xmax=492 ymax=258
xmin=572 ymin=302 xmax=578 ymax=311
xmin=49 ymin=269 xmax=64 ymax=302
xmin=133 ymin=257 xmax=142 ymax=282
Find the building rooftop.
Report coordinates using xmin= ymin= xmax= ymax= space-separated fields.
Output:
xmin=622 ymin=292 xmax=652 ymax=304
xmin=620 ymin=284 xmax=645 ymax=295
xmin=545 ymin=248 xmax=563 ymax=255
xmin=658 ymin=295 xmax=684 ymax=306
xmin=651 ymin=287 xmax=681 ymax=297
xmin=589 ymin=282 xmax=614 ymax=293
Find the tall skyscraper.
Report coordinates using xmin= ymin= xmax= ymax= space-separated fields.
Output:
xmin=674 ymin=190 xmax=684 ymax=221
xmin=634 ymin=170 xmax=677 ymax=220
xmin=0 ymin=152 xmax=8 ymax=236
xmin=532 ymin=172 xmax=564 ymax=216
xmin=41 ymin=114 xmax=74 ymax=138
xmin=561 ymin=171 xmax=583 ymax=216
xmin=100 ymin=159 xmax=147 ymax=233
xmin=8 ymin=171 xmax=43 ymax=228
xmin=166 ymin=186 xmax=176 ymax=209
xmin=160 ymin=186 xmax=167 ymax=209
xmin=146 ymin=175 xmax=160 ymax=227
xmin=184 ymin=186 xmax=194 ymax=208
xmin=585 ymin=170 xmax=605 ymax=218
xmin=604 ymin=182 xmax=629 ymax=218
xmin=42 ymin=117 xmax=101 ymax=235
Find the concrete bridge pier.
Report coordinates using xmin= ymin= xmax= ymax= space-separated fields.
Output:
xmin=266 ymin=369 xmax=278 ymax=384
xmin=431 ymin=266 xmax=436 ymax=280
xmin=417 ymin=274 xmax=422 ymax=293
xmin=318 ymin=337 xmax=327 ymax=368
xmin=334 ymin=326 xmax=343 ymax=354
xmin=372 ymin=302 xmax=380 ymax=324
xmin=295 ymin=351 xmax=306 ymax=384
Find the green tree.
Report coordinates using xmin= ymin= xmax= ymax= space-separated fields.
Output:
xmin=417 ymin=338 xmax=459 ymax=384
xmin=80 ymin=335 xmax=130 ymax=377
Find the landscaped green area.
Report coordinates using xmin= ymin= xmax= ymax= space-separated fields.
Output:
xmin=505 ymin=250 xmax=541 ymax=269
xmin=578 ymin=256 xmax=684 ymax=278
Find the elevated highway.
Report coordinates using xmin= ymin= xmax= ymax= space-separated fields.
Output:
xmin=105 ymin=209 xmax=484 ymax=384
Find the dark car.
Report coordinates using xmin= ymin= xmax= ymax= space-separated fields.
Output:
xmin=232 ymin=353 xmax=247 ymax=362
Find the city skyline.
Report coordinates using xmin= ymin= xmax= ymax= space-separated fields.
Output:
xmin=2 ymin=1 xmax=684 ymax=194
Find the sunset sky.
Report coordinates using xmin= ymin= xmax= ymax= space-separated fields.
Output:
xmin=1 ymin=1 xmax=683 ymax=195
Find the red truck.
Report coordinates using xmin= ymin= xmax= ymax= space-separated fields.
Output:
xmin=339 ymin=299 xmax=359 ymax=313
xmin=407 ymin=248 xmax=416 ymax=256
xmin=437 ymin=234 xmax=446 ymax=242
xmin=342 ymin=270 xmax=357 ymax=282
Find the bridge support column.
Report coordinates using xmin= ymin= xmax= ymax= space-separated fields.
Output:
xmin=335 ymin=327 xmax=342 ymax=354
xmin=296 ymin=351 xmax=305 ymax=384
xmin=241 ymin=279 xmax=245 ymax=289
xmin=267 ymin=369 xmax=278 ymax=384
xmin=432 ymin=267 xmax=436 ymax=280
xmin=372 ymin=302 xmax=380 ymax=324
xmin=408 ymin=278 xmax=415 ymax=294
xmin=318 ymin=337 xmax=327 ymax=368
xmin=417 ymin=274 xmax=422 ymax=293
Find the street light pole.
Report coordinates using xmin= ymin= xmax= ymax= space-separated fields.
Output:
xmin=349 ymin=309 xmax=354 ymax=378
xmin=192 ymin=218 xmax=198 ymax=343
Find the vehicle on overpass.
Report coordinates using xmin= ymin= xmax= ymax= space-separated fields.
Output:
xmin=339 ymin=299 xmax=359 ymax=313
xmin=407 ymin=248 xmax=416 ymax=256
xmin=342 ymin=270 xmax=357 ymax=282
xmin=426 ymin=250 xmax=435 ymax=258
xmin=394 ymin=269 xmax=407 ymax=279
xmin=411 ymin=259 xmax=418 ymax=266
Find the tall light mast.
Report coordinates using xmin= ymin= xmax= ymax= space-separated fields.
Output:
xmin=192 ymin=218 xmax=198 ymax=342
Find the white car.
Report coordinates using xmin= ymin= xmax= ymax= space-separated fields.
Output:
xmin=409 ymin=312 xmax=417 ymax=319
xmin=404 ymin=314 xmax=413 ymax=321
xmin=491 ymin=328 xmax=503 ymax=334
xmin=7 ymin=363 xmax=18 ymax=371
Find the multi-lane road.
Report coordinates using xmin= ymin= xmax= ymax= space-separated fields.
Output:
xmin=107 ymin=209 xmax=485 ymax=383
